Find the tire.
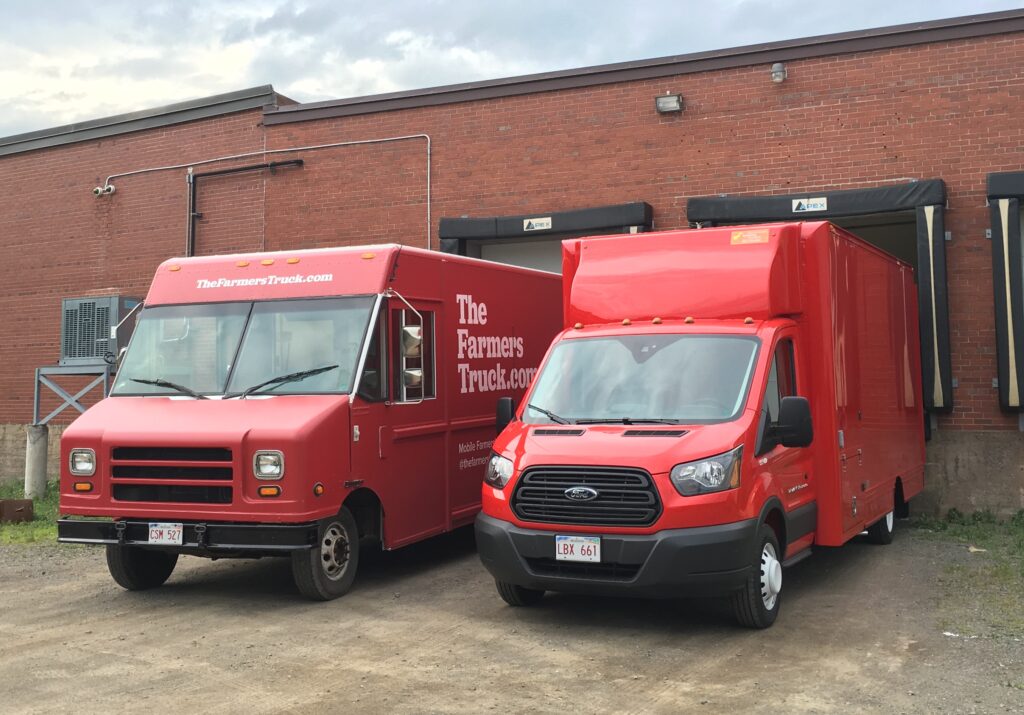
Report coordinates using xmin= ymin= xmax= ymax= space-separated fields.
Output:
xmin=732 ymin=525 xmax=783 ymax=629
xmin=105 ymin=545 xmax=178 ymax=591
xmin=292 ymin=508 xmax=360 ymax=601
xmin=866 ymin=509 xmax=895 ymax=545
xmin=495 ymin=579 xmax=545 ymax=607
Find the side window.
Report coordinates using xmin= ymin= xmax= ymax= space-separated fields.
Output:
xmin=765 ymin=339 xmax=797 ymax=426
xmin=356 ymin=308 xmax=387 ymax=402
xmin=392 ymin=308 xmax=436 ymax=401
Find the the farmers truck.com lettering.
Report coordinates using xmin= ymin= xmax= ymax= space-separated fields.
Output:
xmin=195 ymin=273 xmax=334 ymax=289
xmin=456 ymin=294 xmax=537 ymax=393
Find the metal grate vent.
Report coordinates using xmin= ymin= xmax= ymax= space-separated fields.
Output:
xmin=622 ymin=430 xmax=688 ymax=437
xmin=533 ymin=429 xmax=586 ymax=436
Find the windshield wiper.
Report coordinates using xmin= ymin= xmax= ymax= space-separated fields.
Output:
xmin=574 ymin=417 xmax=682 ymax=425
xmin=131 ymin=378 xmax=209 ymax=400
xmin=227 ymin=365 xmax=339 ymax=399
xmin=526 ymin=403 xmax=571 ymax=425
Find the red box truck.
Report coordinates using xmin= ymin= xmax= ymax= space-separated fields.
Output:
xmin=58 ymin=245 xmax=561 ymax=600
xmin=476 ymin=222 xmax=926 ymax=627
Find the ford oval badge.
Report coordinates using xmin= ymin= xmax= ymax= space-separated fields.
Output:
xmin=564 ymin=486 xmax=599 ymax=501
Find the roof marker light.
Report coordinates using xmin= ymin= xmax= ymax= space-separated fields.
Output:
xmin=684 ymin=316 xmax=694 ymax=324
xmin=261 ymin=259 xmax=274 ymax=266
xmin=622 ymin=318 xmax=632 ymax=326
xmin=573 ymin=323 xmax=583 ymax=330
xmin=744 ymin=317 xmax=754 ymax=324
xmin=236 ymin=261 xmax=249 ymax=268
xmin=287 ymin=258 xmax=300 ymax=264
xmin=168 ymin=265 xmax=181 ymax=272
xmin=652 ymin=317 xmax=662 ymax=324
xmin=361 ymin=253 xmax=376 ymax=260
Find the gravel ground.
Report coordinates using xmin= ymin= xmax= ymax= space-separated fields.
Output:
xmin=0 ymin=525 xmax=1021 ymax=714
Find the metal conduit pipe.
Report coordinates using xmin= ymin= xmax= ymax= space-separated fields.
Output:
xmin=95 ymin=133 xmax=433 ymax=250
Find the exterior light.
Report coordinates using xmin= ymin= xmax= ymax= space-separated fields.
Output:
xmin=654 ymin=93 xmax=683 ymax=114
xmin=770 ymin=62 xmax=787 ymax=83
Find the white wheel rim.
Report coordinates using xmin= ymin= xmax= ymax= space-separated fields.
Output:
xmin=320 ymin=523 xmax=351 ymax=581
xmin=760 ymin=542 xmax=782 ymax=611
xmin=885 ymin=510 xmax=894 ymax=532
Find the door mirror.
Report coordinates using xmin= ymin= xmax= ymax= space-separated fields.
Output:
xmin=776 ymin=396 xmax=813 ymax=448
xmin=401 ymin=326 xmax=422 ymax=358
xmin=496 ymin=397 xmax=515 ymax=434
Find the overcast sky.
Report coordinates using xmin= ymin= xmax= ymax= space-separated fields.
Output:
xmin=1 ymin=0 xmax=1019 ymax=138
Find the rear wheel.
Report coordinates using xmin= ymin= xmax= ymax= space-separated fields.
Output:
xmin=292 ymin=508 xmax=360 ymax=601
xmin=866 ymin=509 xmax=895 ymax=545
xmin=732 ymin=525 xmax=782 ymax=629
xmin=495 ymin=579 xmax=545 ymax=607
xmin=105 ymin=545 xmax=178 ymax=590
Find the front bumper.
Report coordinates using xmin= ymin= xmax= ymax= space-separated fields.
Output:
xmin=58 ymin=518 xmax=318 ymax=553
xmin=475 ymin=513 xmax=758 ymax=598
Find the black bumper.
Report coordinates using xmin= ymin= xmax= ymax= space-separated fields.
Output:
xmin=475 ymin=513 xmax=758 ymax=598
xmin=58 ymin=518 xmax=318 ymax=553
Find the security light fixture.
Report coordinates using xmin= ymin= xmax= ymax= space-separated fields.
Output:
xmin=770 ymin=62 xmax=788 ymax=83
xmin=655 ymin=93 xmax=683 ymax=114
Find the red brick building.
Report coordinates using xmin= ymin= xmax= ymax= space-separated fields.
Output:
xmin=2 ymin=10 xmax=1023 ymax=513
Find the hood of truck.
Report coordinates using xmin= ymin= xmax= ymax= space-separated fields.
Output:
xmin=497 ymin=419 xmax=753 ymax=476
xmin=60 ymin=394 xmax=351 ymax=521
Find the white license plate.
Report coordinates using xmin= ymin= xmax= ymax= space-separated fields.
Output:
xmin=148 ymin=523 xmax=183 ymax=546
xmin=555 ymin=535 xmax=601 ymax=563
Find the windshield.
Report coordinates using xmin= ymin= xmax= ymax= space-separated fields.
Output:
xmin=112 ymin=297 xmax=376 ymax=397
xmin=524 ymin=334 xmax=760 ymax=424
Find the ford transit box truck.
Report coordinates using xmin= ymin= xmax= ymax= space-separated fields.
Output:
xmin=58 ymin=245 xmax=561 ymax=600
xmin=475 ymin=222 xmax=925 ymax=627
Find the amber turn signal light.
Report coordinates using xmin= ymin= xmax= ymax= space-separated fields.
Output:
xmin=258 ymin=485 xmax=281 ymax=498
xmin=73 ymin=482 xmax=93 ymax=492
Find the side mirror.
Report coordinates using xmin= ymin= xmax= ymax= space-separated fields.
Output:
xmin=401 ymin=326 xmax=422 ymax=358
xmin=496 ymin=397 xmax=515 ymax=434
xmin=776 ymin=396 xmax=813 ymax=448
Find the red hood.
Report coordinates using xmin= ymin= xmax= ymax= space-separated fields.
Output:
xmin=496 ymin=417 xmax=754 ymax=476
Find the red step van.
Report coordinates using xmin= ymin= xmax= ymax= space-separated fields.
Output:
xmin=58 ymin=245 xmax=561 ymax=600
xmin=476 ymin=222 xmax=926 ymax=627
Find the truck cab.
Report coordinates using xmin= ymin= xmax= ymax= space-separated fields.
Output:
xmin=475 ymin=223 xmax=925 ymax=627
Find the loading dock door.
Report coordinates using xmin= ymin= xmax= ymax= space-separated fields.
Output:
xmin=687 ymin=179 xmax=952 ymax=412
xmin=439 ymin=202 xmax=653 ymax=274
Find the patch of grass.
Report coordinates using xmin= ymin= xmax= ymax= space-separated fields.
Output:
xmin=913 ymin=509 xmax=1024 ymax=637
xmin=0 ymin=480 xmax=59 ymax=544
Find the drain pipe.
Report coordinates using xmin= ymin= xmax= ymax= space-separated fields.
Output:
xmin=95 ymin=134 xmax=433 ymax=251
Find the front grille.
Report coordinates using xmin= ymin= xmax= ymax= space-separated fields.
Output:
xmin=525 ymin=557 xmax=641 ymax=582
xmin=511 ymin=466 xmax=661 ymax=527
xmin=113 ymin=484 xmax=232 ymax=504
xmin=109 ymin=446 xmax=234 ymax=504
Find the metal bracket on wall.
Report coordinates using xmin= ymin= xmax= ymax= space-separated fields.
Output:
xmin=33 ymin=364 xmax=112 ymax=426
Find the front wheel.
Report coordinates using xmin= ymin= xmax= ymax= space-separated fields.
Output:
xmin=495 ymin=579 xmax=545 ymax=607
xmin=292 ymin=508 xmax=360 ymax=601
xmin=106 ymin=545 xmax=178 ymax=590
xmin=732 ymin=525 xmax=783 ymax=629
xmin=865 ymin=510 xmax=895 ymax=545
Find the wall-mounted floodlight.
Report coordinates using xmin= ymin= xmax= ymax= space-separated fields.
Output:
xmin=770 ymin=62 xmax=788 ymax=83
xmin=655 ymin=93 xmax=683 ymax=114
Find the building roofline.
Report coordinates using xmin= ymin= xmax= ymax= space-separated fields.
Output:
xmin=0 ymin=85 xmax=286 ymax=158
xmin=264 ymin=9 xmax=1024 ymax=126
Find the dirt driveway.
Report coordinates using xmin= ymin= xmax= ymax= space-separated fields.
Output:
xmin=0 ymin=526 xmax=1020 ymax=714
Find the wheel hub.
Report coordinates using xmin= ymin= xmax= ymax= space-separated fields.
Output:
xmin=320 ymin=523 xmax=351 ymax=581
xmin=760 ymin=543 xmax=782 ymax=610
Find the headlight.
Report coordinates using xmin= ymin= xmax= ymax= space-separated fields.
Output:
xmin=669 ymin=446 xmax=742 ymax=496
xmin=69 ymin=448 xmax=96 ymax=476
xmin=253 ymin=450 xmax=285 ymax=480
xmin=484 ymin=453 xmax=514 ymax=488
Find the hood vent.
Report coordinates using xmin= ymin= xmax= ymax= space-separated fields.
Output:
xmin=533 ymin=428 xmax=586 ymax=436
xmin=622 ymin=430 xmax=688 ymax=437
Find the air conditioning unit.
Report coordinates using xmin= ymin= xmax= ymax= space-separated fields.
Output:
xmin=60 ymin=296 xmax=141 ymax=366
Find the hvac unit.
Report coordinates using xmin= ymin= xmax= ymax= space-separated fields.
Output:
xmin=59 ymin=296 xmax=141 ymax=366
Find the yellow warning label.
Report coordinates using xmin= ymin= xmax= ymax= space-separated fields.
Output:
xmin=730 ymin=229 xmax=770 ymax=245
